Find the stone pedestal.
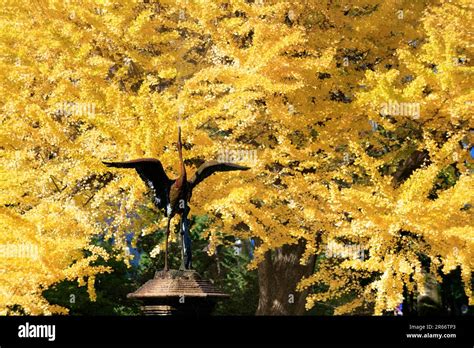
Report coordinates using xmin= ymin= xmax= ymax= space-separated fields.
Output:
xmin=127 ymin=269 xmax=229 ymax=316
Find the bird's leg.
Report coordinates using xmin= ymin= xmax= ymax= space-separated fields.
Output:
xmin=181 ymin=205 xmax=192 ymax=269
xmin=164 ymin=217 xmax=171 ymax=271
xmin=179 ymin=213 xmax=186 ymax=271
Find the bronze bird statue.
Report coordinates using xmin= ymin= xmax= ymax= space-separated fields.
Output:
xmin=103 ymin=127 xmax=250 ymax=271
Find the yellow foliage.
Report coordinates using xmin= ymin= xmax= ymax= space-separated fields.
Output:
xmin=0 ymin=0 xmax=472 ymax=314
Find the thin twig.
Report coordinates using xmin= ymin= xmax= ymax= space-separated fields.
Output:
xmin=50 ymin=176 xmax=62 ymax=193
xmin=83 ymin=192 xmax=96 ymax=207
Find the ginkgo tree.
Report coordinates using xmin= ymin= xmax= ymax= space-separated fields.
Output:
xmin=298 ymin=0 xmax=473 ymax=314
xmin=0 ymin=0 xmax=471 ymax=315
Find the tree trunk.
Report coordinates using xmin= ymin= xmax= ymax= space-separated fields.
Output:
xmin=256 ymin=240 xmax=316 ymax=315
xmin=394 ymin=150 xmax=444 ymax=315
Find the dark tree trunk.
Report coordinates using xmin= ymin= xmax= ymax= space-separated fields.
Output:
xmin=394 ymin=150 xmax=445 ymax=315
xmin=256 ymin=240 xmax=316 ymax=315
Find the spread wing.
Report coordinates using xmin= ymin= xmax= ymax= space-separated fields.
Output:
xmin=102 ymin=158 xmax=173 ymax=211
xmin=188 ymin=161 xmax=250 ymax=190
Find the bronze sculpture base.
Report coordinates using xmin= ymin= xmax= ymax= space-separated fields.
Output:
xmin=127 ymin=269 xmax=229 ymax=316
